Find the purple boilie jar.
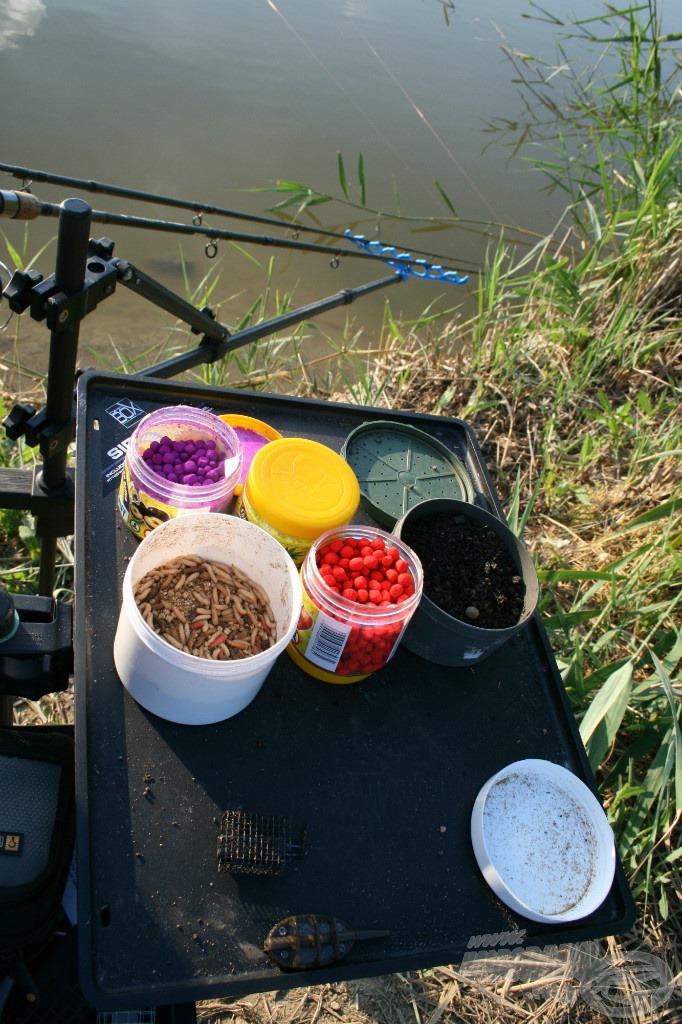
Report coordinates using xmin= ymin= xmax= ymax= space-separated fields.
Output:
xmin=118 ymin=406 xmax=242 ymax=540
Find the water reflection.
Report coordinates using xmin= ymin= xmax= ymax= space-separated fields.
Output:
xmin=0 ymin=0 xmax=601 ymax=368
xmin=0 ymin=0 xmax=45 ymax=50
xmin=341 ymin=1 xmax=370 ymax=20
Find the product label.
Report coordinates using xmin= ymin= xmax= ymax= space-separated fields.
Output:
xmin=303 ymin=611 xmax=352 ymax=672
xmin=291 ymin=581 xmax=413 ymax=676
xmin=290 ymin=583 xmax=355 ymax=673
xmin=105 ymin=398 xmax=147 ymax=428
xmin=289 ymin=585 xmax=321 ymax=656
xmin=0 ymin=831 xmax=23 ymax=855
xmin=118 ymin=462 xmax=176 ymax=539
xmin=100 ymin=401 xmax=150 ymax=496
xmin=234 ymin=493 xmax=248 ymax=521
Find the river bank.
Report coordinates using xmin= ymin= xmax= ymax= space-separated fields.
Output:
xmin=5 ymin=236 xmax=680 ymax=1019
xmin=2 ymin=2 xmax=680 ymax=1019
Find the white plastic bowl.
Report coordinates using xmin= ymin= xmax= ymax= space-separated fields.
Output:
xmin=471 ymin=759 xmax=615 ymax=923
xmin=113 ymin=512 xmax=302 ymax=725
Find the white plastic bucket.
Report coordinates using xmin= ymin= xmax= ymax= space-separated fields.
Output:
xmin=113 ymin=513 xmax=302 ymax=724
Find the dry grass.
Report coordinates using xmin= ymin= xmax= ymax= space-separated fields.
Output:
xmin=193 ymin=939 xmax=682 ymax=1024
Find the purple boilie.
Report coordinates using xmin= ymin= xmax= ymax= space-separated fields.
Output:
xmin=141 ymin=435 xmax=228 ymax=487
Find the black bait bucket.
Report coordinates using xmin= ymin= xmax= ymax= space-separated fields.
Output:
xmin=393 ymin=498 xmax=539 ymax=667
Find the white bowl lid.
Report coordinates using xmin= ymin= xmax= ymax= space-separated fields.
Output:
xmin=471 ymin=759 xmax=616 ymax=923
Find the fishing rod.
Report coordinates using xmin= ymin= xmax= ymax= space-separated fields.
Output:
xmin=0 ymin=197 xmax=413 ymax=594
xmin=0 ymin=166 xmax=475 ymax=671
xmin=0 ymin=161 xmax=481 ymax=275
xmin=0 ymin=189 xmax=470 ymax=284
xmin=0 ymin=153 xmax=476 ymax=594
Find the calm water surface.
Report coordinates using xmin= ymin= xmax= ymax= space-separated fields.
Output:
xmin=0 ymin=0 xmax=599 ymax=376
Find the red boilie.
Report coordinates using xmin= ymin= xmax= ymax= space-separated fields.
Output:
xmin=312 ymin=534 xmax=416 ymax=675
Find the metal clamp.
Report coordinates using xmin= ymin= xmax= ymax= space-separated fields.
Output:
xmin=2 ymin=239 xmax=118 ymax=331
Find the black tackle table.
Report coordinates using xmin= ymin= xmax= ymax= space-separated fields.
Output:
xmin=74 ymin=370 xmax=635 ymax=1011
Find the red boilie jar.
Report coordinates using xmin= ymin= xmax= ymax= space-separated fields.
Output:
xmin=287 ymin=526 xmax=423 ymax=683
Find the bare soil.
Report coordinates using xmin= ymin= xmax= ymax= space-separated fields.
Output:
xmin=401 ymin=510 xmax=525 ymax=629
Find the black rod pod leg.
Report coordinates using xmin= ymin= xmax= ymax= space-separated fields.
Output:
xmin=37 ymin=198 xmax=91 ymax=596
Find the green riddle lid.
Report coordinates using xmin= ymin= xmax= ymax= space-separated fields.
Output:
xmin=340 ymin=420 xmax=475 ymax=527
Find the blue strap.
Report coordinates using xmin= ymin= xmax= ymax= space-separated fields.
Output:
xmin=344 ymin=231 xmax=469 ymax=284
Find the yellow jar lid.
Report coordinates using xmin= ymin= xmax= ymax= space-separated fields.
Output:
xmin=245 ymin=438 xmax=360 ymax=540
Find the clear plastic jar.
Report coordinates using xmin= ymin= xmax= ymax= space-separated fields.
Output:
xmin=287 ymin=525 xmax=423 ymax=683
xmin=118 ymin=405 xmax=242 ymax=540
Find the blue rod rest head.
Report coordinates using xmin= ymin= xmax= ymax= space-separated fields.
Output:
xmin=344 ymin=230 xmax=468 ymax=284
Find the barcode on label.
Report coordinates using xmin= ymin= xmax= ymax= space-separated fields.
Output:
xmin=305 ymin=612 xmax=352 ymax=671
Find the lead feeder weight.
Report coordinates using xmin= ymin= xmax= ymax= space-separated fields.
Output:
xmin=265 ymin=914 xmax=390 ymax=970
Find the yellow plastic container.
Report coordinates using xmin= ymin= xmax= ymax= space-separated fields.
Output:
xmin=234 ymin=438 xmax=360 ymax=566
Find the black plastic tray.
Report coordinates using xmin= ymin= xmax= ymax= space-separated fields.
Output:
xmin=74 ymin=370 xmax=635 ymax=1010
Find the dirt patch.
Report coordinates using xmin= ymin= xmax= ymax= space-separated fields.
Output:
xmin=401 ymin=510 xmax=524 ymax=629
